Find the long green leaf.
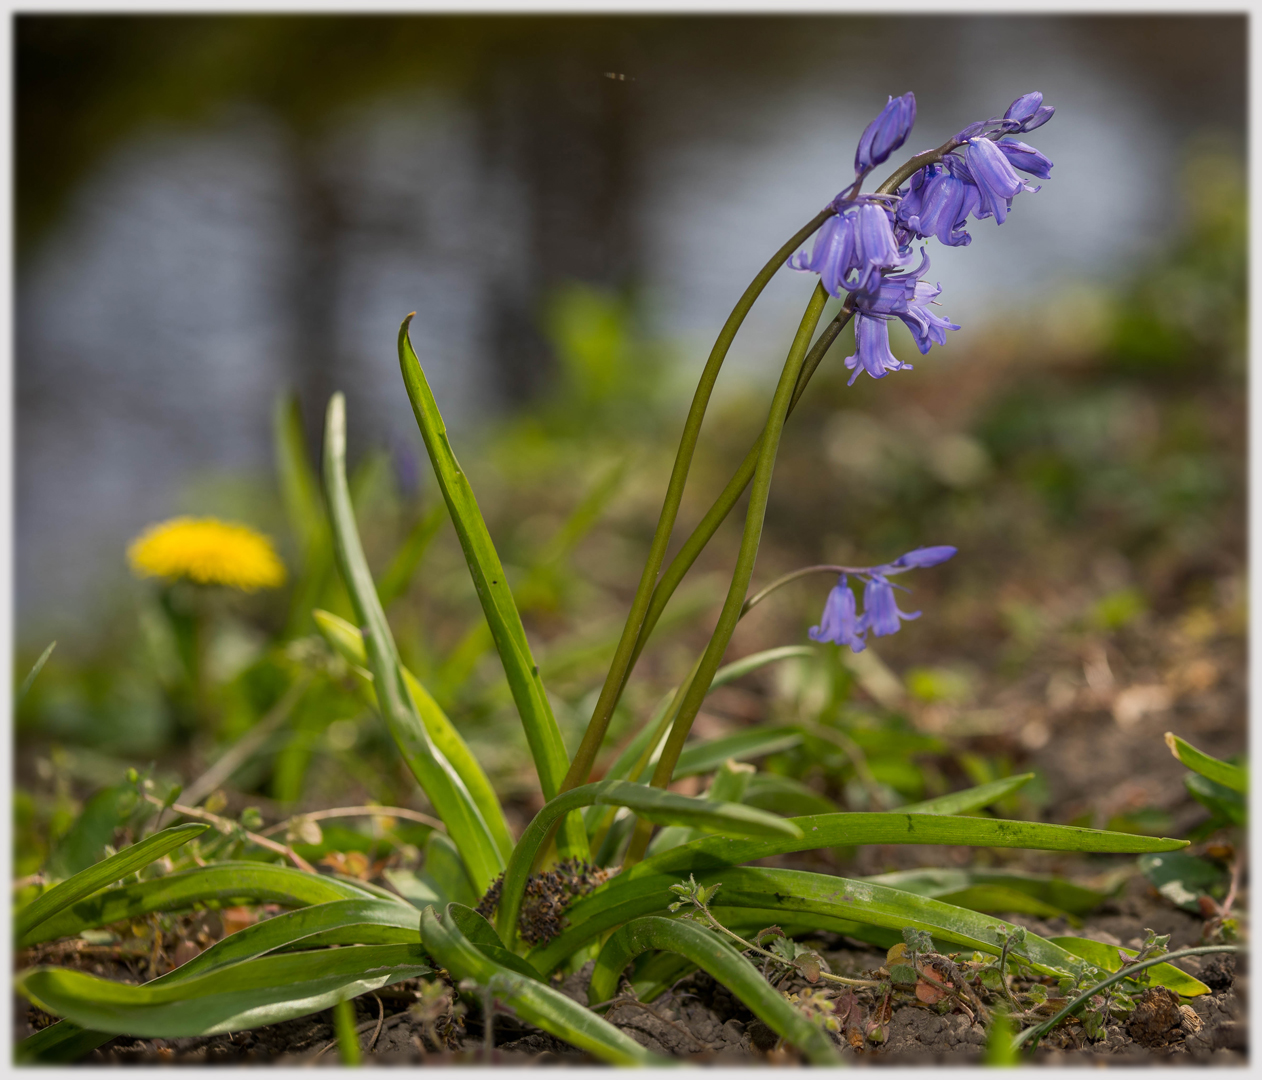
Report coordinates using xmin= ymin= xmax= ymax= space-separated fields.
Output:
xmin=538 ymin=866 xmax=1100 ymax=980
xmin=446 ymin=904 xmax=547 ymax=982
xmin=15 ymin=1020 xmax=113 ymax=1065
xmin=900 ymin=774 xmax=1035 ymax=815
xmin=528 ymin=813 xmax=1188 ymax=973
xmin=17 ymin=898 xmax=422 ymax=1063
xmin=398 ymin=317 xmax=586 ymax=863
xmin=273 ymin=392 xmax=336 ymax=638
xmin=154 ymin=898 xmax=419 ymax=982
xmin=16 ymin=824 xmax=208 ymax=944
xmin=1165 ymin=732 xmax=1247 ymax=794
xmin=494 ymin=779 xmax=800 ymax=948
xmin=323 ymin=393 xmax=504 ymax=891
xmin=742 ymin=772 xmax=839 ymax=818
xmin=590 ymin=916 xmax=841 ymax=1064
xmin=863 ymin=867 xmax=1109 ymax=918
xmin=649 ymin=758 xmax=757 ymax=856
xmin=673 ymin=726 xmax=803 ymax=778
xmin=584 ymin=646 xmax=815 ymax=838
xmin=420 ymin=904 xmax=661 ymax=1065
xmin=17 ymin=944 xmax=431 ymax=1038
xmin=314 ymin=608 xmax=514 ymax=860
xmin=21 ymin=862 xmax=373 ymax=946
xmin=18 ymin=640 xmax=56 ymax=702
xmin=1048 ymin=936 xmax=1209 ymax=997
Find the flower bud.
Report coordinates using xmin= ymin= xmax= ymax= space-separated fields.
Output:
xmin=855 ymin=92 xmax=917 ymax=173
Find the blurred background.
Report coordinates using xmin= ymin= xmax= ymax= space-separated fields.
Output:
xmin=15 ymin=14 xmax=1245 ymax=880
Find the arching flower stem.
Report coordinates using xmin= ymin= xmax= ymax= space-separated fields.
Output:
xmin=623 ymin=282 xmax=832 ymax=867
xmin=557 ymin=210 xmax=834 ymax=801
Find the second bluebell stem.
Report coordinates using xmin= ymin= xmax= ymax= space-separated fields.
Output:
xmin=623 ymin=281 xmax=831 ymax=865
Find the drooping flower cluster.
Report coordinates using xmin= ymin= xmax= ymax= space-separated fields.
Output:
xmin=809 ymin=545 xmax=956 ymax=653
xmin=790 ymin=90 xmax=1054 ymax=386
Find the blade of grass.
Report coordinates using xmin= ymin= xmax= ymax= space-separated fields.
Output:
xmin=539 ymin=866 xmax=1102 ymax=981
xmin=673 ymin=726 xmax=803 ymax=778
xmin=21 ymin=862 xmax=377 ymax=947
xmin=274 ymin=393 xmax=336 ymax=638
xmin=17 ymin=943 xmax=432 ymax=1039
xmin=589 ymin=916 xmax=841 ymax=1064
xmin=419 ymin=904 xmax=661 ymax=1065
xmin=17 ymin=640 xmax=56 ymax=703
xmin=323 ymin=393 xmax=505 ymax=890
xmin=864 ymin=867 xmax=1109 ymax=920
xmin=15 ymin=824 xmax=208 ymax=944
xmin=397 ymin=320 xmax=587 ymax=862
xmin=1048 ymin=936 xmax=1210 ymax=997
xmin=1165 ymin=732 xmax=1247 ymax=794
xmin=900 ymin=774 xmax=1035 ymax=815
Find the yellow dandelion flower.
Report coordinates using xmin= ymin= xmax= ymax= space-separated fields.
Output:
xmin=127 ymin=517 xmax=286 ymax=591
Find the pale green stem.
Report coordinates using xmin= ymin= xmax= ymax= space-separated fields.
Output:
xmin=624 ymin=282 xmax=830 ymax=866
xmin=558 ymin=210 xmax=834 ymax=796
xmin=624 ymin=307 xmax=853 ymax=676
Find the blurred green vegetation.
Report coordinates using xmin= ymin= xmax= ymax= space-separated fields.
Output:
xmin=14 ymin=146 xmax=1244 ymax=885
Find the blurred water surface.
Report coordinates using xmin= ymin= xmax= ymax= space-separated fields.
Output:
xmin=16 ymin=14 xmax=1244 ymax=640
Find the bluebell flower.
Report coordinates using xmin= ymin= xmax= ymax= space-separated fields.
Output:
xmin=863 ymin=574 xmax=922 ymax=637
xmin=844 ymin=314 xmax=914 ymax=385
xmin=895 ymin=158 xmax=979 ymax=248
xmin=996 ymin=137 xmax=1053 ymax=179
xmin=788 ymin=211 xmax=857 ymax=298
xmin=855 ymin=92 xmax=917 ymax=174
xmin=809 ymin=575 xmax=867 ymax=651
xmin=790 ymin=203 xmax=908 ymax=299
xmin=963 ymin=137 xmax=1037 ymax=225
xmin=1003 ymin=91 xmax=1055 ymax=133
xmin=849 ymin=204 xmax=908 ymax=295
xmin=883 ymin=544 xmax=958 ymax=570
xmin=807 ymin=546 xmax=954 ymax=653
xmin=855 ymin=252 xmax=961 ymax=355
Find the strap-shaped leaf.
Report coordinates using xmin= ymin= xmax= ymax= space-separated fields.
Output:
xmin=1165 ymin=732 xmax=1247 ymax=794
xmin=590 ymin=916 xmax=840 ymax=1064
xmin=21 ymin=862 xmax=374 ymax=946
xmin=273 ymin=393 xmax=336 ymax=638
xmin=18 ymin=640 xmax=56 ymax=702
xmin=1049 ymin=935 xmax=1210 ymax=997
xmin=540 ymin=866 xmax=1099 ymax=981
xmin=899 ymin=774 xmax=1034 ymax=815
xmin=863 ymin=867 xmax=1109 ymax=919
xmin=314 ymin=608 xmax=514 ymax=860
xmin=528 ymin=813 xmax=1188 ymax=974
xmin=17 ymin=898 xmax=419 ymax=1063
xmin=494 ymin=779 xmax=800 ymax=947
xmin=397 ymin=318 xmax=587 ymax=863
xmin=323 ymin=393 xmax=505 ymax=891
xmin=17 ymin=944 xmax=431 ymax=1038
xmin=445 ymin=904 xmax=546 ymax=983
xmin=16 ymin=824 xmax=208 ymax=944
xmin=673 ymin=726 xmax=803 ymax=778
xmin=420 ymin=904 xmax=660 ymax=1065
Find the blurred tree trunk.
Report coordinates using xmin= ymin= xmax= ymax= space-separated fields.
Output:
xmin=283 ymin=130 xmax=344 ymax=451
xmin=478 ymin=42 xmax=638 ymax=404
